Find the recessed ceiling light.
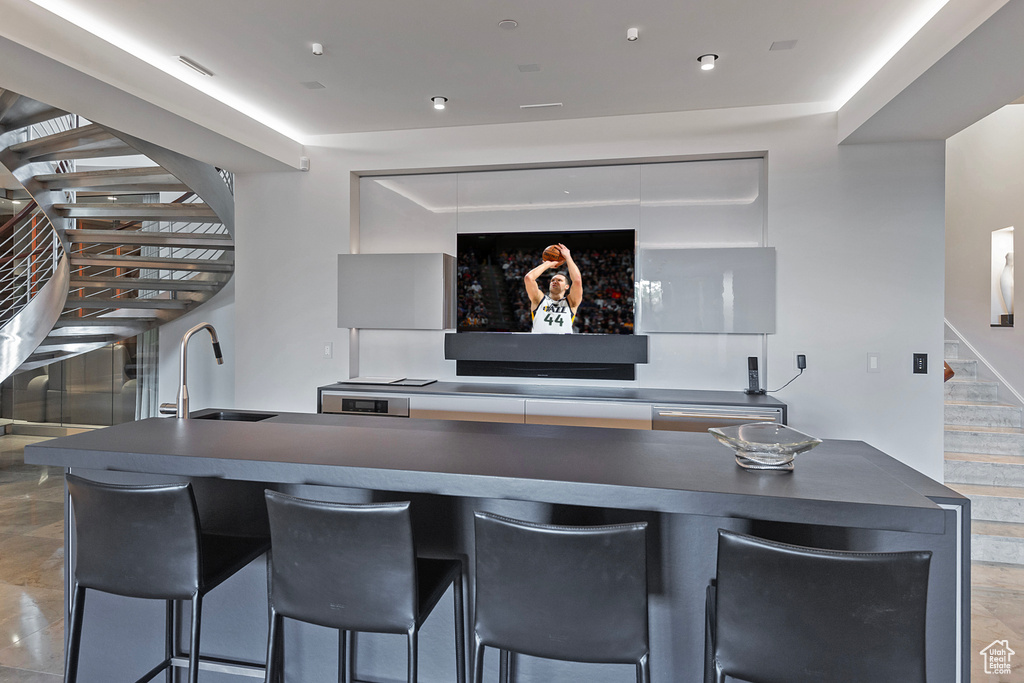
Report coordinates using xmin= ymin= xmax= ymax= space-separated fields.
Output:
xmin=176 ymin=56 xmax=213 ymax=77
xmin=432 ymin=96 xmax=448 ymax=110
xmin=627 ymin=28 xmax=639 ymax=42
xmin=312 ymin=43 xmax=324 ymax=56
xmin=498 ymin=19 xmax=518 ymax=30
xmin=698 ymin=54 xmax=718 ymax=70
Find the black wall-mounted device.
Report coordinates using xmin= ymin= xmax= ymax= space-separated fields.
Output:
xmin=913 ymin=353 xmax=928 ymax=374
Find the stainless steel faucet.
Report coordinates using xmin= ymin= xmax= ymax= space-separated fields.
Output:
xmin=159 ymin=322 xmax=223 ymax=419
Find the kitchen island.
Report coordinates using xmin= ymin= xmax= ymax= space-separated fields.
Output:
xmin=26 ymin=410 xmax=969 ymax=683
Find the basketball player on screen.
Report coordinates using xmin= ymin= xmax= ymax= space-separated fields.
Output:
xmin=524 ymin=243 xmax=583 ymax=334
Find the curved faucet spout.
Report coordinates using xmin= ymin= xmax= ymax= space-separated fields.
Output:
xmin=175 ymin=322 xmax=223 ymax=419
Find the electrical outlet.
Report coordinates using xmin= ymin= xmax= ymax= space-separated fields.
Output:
xmin=913 ymin=353 xmax=927 ymax=374
xmin=796 ymin=354 xmax=807 ymax=370
xmin=323 ymin=342 xmax=333 ymax=359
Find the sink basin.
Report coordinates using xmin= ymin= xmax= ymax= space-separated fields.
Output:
xmin=193 ymin=411 xmax=277 ymax=422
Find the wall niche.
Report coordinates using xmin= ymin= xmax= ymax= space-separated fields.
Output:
xmin=991 ymin=227 xmax=1014 ymax=327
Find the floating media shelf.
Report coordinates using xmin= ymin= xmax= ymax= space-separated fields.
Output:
xmin=444 ymin=333 xmax=649 ymax=380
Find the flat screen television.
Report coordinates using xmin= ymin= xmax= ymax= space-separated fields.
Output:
xmin=450 ymin=229 xmax=645 ymax=380
xmin=456 ymin=229 xmax=635 ymax=334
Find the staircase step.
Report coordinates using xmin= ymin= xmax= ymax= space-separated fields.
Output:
xmin=945 ymin=426 xmax=1024 ymax=455
xmin=973 ymin=560 xmax=1024 ymax=589
xmin=69 ymin=276 xmax=224 ymax=292
xmin=64 ymin=296 xmax=192 ymax=310
xmin=26 ymin=350 xmax=64 ymax=363
xmin=66 ymin=229 xmax=232 ymax=249
xmin=40 ymin=333 xmax=123 ymax=346
xmin=945 ymin=402 xmax=1022 ymax=428
xmin=944 ymin=359 xmax=977 ymax=379
xmin=945 ymin=452 xmax=1024 ymax=487
xmin=54 ymin=315 xmax=158 ymax=327
xmin=0 ymin=94 xmax=66 ymax=133
xmin=34 ymin=167 xmax=188 ymax=193
xmin=946 ymin=482 xmax=1024 ymax=523
xmin=971 ymin=520 xmax=1024 ymax=564
xmin=54 ymin=203 xmax=219 ymax=222
xmin=944 ymin=340 xmax=959 ymax=359
xmin=7 ymin=124 xmax=134 ymax=162
xmin=69 ymin=254 xmax=233 ymax=272
xmin=944 ymin=379 xmax=999 ymax=402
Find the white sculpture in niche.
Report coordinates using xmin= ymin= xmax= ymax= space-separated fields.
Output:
xmin=1000 ymin=252 xmax=1014 ymax=316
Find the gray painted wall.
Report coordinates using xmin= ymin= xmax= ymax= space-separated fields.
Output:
xmin=205 ymin=103 xmax=945 ymax=478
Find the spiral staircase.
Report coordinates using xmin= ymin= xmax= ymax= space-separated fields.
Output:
xmin=0 ymin=88 xmax=233 ymax=385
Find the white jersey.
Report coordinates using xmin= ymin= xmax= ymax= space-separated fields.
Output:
xmin=531 ymin=295 xmax=576 ymax=334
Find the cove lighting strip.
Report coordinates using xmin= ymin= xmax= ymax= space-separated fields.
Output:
xmin=26 ymin=0 xmax=306 ymax=143
xmin=832 ymin=0 xmax=952 ymax=108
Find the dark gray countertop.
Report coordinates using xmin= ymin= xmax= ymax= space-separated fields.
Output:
xmin=25 ymin=410 xmax=960 ymax=535
xmin=319 ymin=381 xmax=788 ymax=408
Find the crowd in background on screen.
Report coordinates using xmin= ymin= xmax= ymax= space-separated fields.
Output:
xmin=457 ymin=247 xmax=634 ymax=334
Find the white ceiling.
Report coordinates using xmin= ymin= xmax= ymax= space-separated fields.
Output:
xmin=0 ymin=0 xmax=974 ymax=138
xmin=91 ymin=0 xmax=950 ymax=137
xmin=1 ymin=0 xmax=1022 ymax=176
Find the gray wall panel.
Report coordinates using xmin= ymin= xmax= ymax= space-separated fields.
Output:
xmin=639 ymin=247 xmax=776 ymax=333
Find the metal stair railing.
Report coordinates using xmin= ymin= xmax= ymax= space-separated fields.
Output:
xmin=218 ymin=168 xmax=234 ymax=195
xmin=0 ymin=203 xmax=61 ymax=327
xmin=28 ymin=112 xmax=81 ymax=143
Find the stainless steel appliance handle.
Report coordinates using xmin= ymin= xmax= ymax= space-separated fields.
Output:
xmin=655 ymin=411 xmax=779 ymax=421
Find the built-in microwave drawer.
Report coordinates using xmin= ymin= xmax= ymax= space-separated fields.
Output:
xmin=321 ymin=393 xmax=410 ymax=417
xmin=651 ymin=405 xmax=784 ymax=432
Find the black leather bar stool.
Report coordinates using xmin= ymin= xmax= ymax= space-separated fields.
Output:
xmin=705 ymin=529 xmax=932 ymax=683
xmin=263 ymin=490 xmax=466 ymax=683
xmin=472 ymin=511 xmax=649 ymax=683
xmin=64 ymin=474 xmax=271 ymax=683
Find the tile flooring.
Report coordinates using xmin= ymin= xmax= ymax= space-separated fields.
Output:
xmin=0 ymin=435 xmax=64 ymax=683
xmin=0 ymin=434 xmax=1023 ymax=681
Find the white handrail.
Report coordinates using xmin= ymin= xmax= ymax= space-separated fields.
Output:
xmin=944 ymin=318 xmax=1024 ymax=407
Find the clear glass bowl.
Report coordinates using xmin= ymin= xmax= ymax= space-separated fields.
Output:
xmin=708 ymin=422 xmax=822 ymax=471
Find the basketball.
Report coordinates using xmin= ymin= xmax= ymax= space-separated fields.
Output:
xmin=542 ymin=245 xmax=563 ymax=263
